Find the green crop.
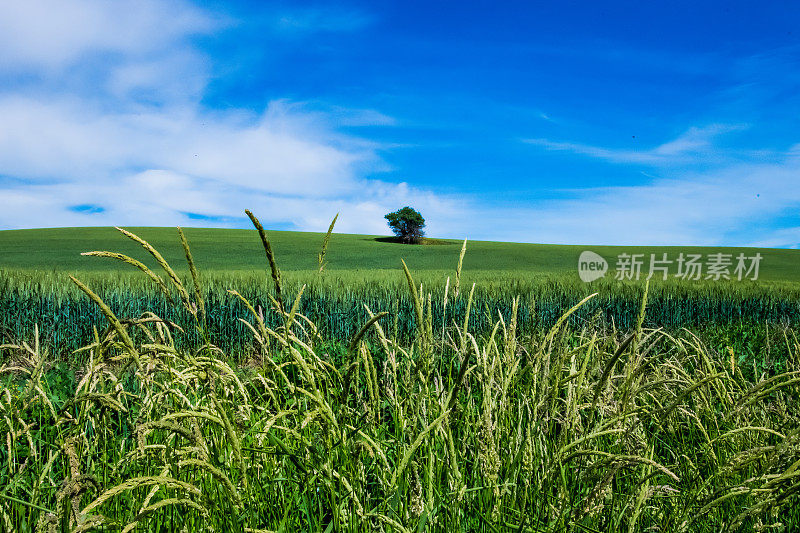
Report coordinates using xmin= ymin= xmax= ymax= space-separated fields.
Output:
xmin=2 ymin=266 xmax=800 ymax=360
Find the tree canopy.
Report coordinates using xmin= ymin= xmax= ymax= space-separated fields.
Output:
xmin=384 ymin=206 xmax=425 ymax=244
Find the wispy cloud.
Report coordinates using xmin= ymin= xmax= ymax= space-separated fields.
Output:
xmin=511 ymin=120 xmax=800 ymax=246
xmin=446 ymin=147 xmax=800 ymax=246
xmin=523 ymin=124 xmax=749 ymax=165
xmin=748 ymin=227 xmax=800 ymax=249
xmin=0 ymin=0 xmax=220 ymax=72
xmin=273 ymin=7 xmax=374 ymax=34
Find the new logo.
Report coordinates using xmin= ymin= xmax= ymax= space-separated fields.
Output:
xmin=578 ymin=251 xmax=608 ymax=282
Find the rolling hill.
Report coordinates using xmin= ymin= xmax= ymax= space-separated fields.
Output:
xmin=1 ymin=226 xmax=799 ymax=283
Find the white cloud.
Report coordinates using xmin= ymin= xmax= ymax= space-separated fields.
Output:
xmin=512 ymin=124 xmax=800 ymax=246
xmin=524 ymin=124 xmax=749 ymax=165
xmin=0 ymin=96 xmax=384 ymax=196
xmin=0 ymin=88 xmax=452 ymax=231
xmin=0 ymin=169 xmax=463 ymax=239
xmin=0 ymin=0 xmax=218 ymax=72
xmin=0 ymin=0 xmax=456 ymax=236
xmin=105 ymin=50 xmax=210 ymax=102
xmin=444 ymin=153 xmax=800 ymax=246
xmin=748 ymin=228 xmax=800 ymax=249
xmin=273 ymin=7 xmax=373 ymax=34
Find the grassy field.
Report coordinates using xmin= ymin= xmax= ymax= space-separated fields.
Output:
xmin=1 ymin=220 xmax=799 ymax=531
xmin=2 ymin=226 xmax=800 ymax=282
xmin=2 ymin=226 xmax=800 ymax=360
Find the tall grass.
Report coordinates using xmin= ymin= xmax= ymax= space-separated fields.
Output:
xmin=1 ymin=218 xmax=799 ymax=531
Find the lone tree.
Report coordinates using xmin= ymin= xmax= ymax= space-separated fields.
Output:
xmin=385 ymin=206 xmax=426 ymax=244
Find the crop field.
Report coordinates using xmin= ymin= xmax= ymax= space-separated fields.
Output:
xmin=3 ymin=226 xmax=800 ymax=279
xmin=1 ymin=219 xmax=800 ymax=531
xmin=2 ymin=226 xmax=800 ymax=359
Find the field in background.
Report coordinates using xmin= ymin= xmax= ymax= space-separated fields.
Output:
xmin=2 ymin=226 xmax=800 ymax=280
xmin=2 ymin=227 xmax=800 ymax=361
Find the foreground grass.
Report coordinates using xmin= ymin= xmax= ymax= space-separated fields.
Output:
xmin=1 ymin=220 xmax=799 ymax=532
xmin=2 ymin=292 xmax=799 ymax=531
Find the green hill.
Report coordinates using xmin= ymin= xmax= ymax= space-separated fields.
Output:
xmin=1 ymin=226 xmax=799 ymax=283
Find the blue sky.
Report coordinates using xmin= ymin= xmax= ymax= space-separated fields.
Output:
xmin=1 ymin=1 xmax=799 ymax=246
